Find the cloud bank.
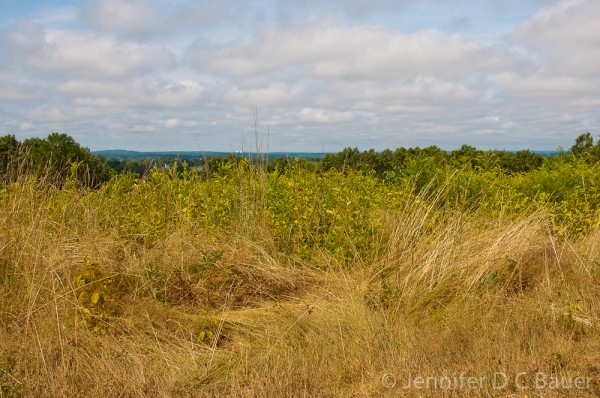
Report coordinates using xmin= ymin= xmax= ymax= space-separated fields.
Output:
xmin=0 ymin=0 xmax=598 ymax=151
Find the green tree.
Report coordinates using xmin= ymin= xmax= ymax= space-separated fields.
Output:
xmin=22 ymin=133 xmax=114 ymax=187
xmin=0 ymin=134 xmax=20 ymax=176
xmin=569 ymin=132 xmax=600 ymax=163
xmin=570 ymin=132 xmax=594 ymax=157
xmin=511 ymin=150 xmax=544 ymax=173
xmin=450 ymin=145 xmax=479 ymax=167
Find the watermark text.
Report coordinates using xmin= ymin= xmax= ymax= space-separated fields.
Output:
xmin=381 ymin=371 xmax=594 ymax=391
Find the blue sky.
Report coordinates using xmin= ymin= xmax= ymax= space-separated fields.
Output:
xmin=0 ymin=0 xmax=598 ymax=152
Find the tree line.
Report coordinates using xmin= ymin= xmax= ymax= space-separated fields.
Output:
xmin=1 ymin=132 xmax=599 ymax=186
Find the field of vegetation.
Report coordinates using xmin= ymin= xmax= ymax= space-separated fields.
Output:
xmin=1 ymin=133 xmax=599 ymax=397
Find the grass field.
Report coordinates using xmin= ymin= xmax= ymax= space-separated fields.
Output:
xmin=1 ymin=156 xmax=599 ymax=397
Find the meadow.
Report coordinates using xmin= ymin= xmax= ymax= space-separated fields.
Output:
xmin=1 ymin=136 xmax=599 ymax=397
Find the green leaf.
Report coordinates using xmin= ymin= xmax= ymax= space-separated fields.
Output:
xmin=485 ymin=270 xmax=499 ymax=283
xmin=90 ymin=292 xmax=100 ymax=305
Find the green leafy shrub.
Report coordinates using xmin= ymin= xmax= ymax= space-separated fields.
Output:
xmin=75 ymin=260 xmax=119 ymax=333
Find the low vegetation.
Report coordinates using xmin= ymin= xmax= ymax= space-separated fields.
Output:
xmin=0 ymin=133 xmax=599 ymax=397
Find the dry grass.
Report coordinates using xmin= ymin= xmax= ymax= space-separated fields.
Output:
xmin=1 ymin=172 xmax=599 ymax=397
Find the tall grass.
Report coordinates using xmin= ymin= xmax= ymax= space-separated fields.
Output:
xmin=0 ymin=160 xmax=598 ymax=397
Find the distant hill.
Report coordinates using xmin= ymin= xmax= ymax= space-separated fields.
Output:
xmin=93 ymin=150 xmax=330 ymax=162
xmin=531 ymin=150 xmax=560 ymax=156
xmin=93 ymin=149 xmax=558 ymax=162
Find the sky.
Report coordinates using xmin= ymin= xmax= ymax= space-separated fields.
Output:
xmin=0 ymin=0 xmax=598 ymax=152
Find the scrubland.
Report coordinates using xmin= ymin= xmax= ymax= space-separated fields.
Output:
xmin=1 ymin=155 xmax=599 ymax=397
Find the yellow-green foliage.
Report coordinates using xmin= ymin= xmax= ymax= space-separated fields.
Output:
xmin=75 ymin=260 xmax=118 ymax=334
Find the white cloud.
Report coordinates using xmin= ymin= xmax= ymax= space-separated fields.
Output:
xmin=0 ymin=72 xmax=43 ymax=102
xmin=164 ymin=118 xmax=181 ymax=129
xmin=81 ymin=0 xmax=228 ymax=37
xmin=81 ymin=0 xmax=164 ymax=35
xmin=297 ymin=108 xmax=356 ymax=123
xmin=167 ymin=3 xmax=228 ymax=31
xmin=193 ymin=19 xmax=526 ymax=82
xmin=27 ymin=106 xmax=66 ymax=122
xmin=515 ymin=0 xmax=600 ymax=45
xmin=513 ymin=0 xmax=600 ymax=76
xmin=5 ymin=21 xmax=175 ymax=78
xmin=494 ymin=73 xmax=596 ymax=99
xmin=224 ymin=84 xmax=300 ymax=107
xmin=66 ymin=78 xmax=203 ymax=108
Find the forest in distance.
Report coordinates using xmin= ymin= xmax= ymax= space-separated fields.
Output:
xmin=1 ymin=131 xmax=599 ymax=397
xmin=0 ymin=131 xmax=590 ymax=181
